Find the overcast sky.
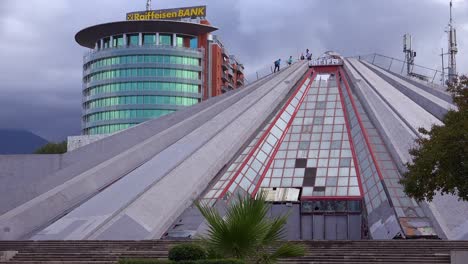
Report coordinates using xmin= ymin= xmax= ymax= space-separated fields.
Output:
xmin=0 ymin=0 xmax=467 ymax=141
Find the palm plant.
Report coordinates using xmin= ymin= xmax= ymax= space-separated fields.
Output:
xmin=196 ymin=191 xmax=305 ymax=264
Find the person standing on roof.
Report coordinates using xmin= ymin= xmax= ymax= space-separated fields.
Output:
xmin=300 ymin=53 xmax=305 ymax=60
xmin=306 ymin=49 xmax=312 ymax=61
xmin=287 ymin=56 xmax=293 ymax=66
xmin=274 ymin=58 xmax=281 ymax=73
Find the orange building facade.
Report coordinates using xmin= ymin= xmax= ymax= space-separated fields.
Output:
xmin=199 ymin=20 xmax=245 ymax=100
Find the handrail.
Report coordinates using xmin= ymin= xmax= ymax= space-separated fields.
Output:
xmin=351 ymin=53 xmax=448 ymax=86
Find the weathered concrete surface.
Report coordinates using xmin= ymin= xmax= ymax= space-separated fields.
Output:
xmin=362 ymin=60 xmax=456 ymax=120
xmin=0 ymin=67 xmax=293 ymax=240
xmin=347 ymin=58 xmax=442 ymax=133
xmin=0 ymin=250 xmax=17 ymax=261
xmin=345 ymin=58 xmax=468 ymax=241
xmin=0 ymin=155 xmax=64 ymax=215
xmin=451 ymin=251 xmax=468 ymax=264
xmin=428 ymin=194 xmax=468 ymax=240
xmin=31 ymin=62 xmax=307 ymax=240
xmin=67 ymin=134 xmax=114 ymax=151
xmin=0 ymin=72 xmax=277 ymax=217
xmin=344 ymin=58 xmax=416 ymax=166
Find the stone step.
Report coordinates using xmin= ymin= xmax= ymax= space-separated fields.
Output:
xmin=1 ymin=240 xmax=466 ymax=264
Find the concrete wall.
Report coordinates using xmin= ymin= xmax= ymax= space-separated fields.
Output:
xmin=361 ymin=61 xmax=455 ymax=120
xmin=344 ymin=58 xmax=416 ymax=168
xmin=67 ymin=134 xmax=114 ymax=151
xmin=0 ymin=72 xmax=278 ymax=221
xmin=426 ymin=194 xmax=468 ymax=240
xmin=0 ymin=63 xmax=307 ymax=240
xmin=345 ymin=58 xmax=468 ymax=240
xmin=0 ymin=155 xmax=64 ymax=215
xmin=30 ymin=62 xmax=307 ymax=240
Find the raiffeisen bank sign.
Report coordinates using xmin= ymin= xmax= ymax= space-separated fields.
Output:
xmin=127 ymin=6 xmax=206 ymax=21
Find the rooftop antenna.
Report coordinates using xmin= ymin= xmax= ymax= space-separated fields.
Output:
xmin=446 ymin=0 xmax=458 ymax=83
xmin=146 ymin=0 xmax=152 ymax=11
xmin=403 ymin=33 xmax=416 ymax=76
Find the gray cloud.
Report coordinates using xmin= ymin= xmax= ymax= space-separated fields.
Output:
xmin=0 ymin=0 xmax=466 ymax=141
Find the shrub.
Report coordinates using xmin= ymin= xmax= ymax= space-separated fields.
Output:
xmin=34 ymin=141 xmax=67 ymax=154
xmin=196 ymin=191 xmax=305 ymax=263
xmin=168 ymin=244 xmax=207 ymax=262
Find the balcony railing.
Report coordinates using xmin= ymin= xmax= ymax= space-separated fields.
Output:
xmin=227 ymin=68 xmax=234 ymax=77
xmin=221 ymin=72 xmax=229 ymax=82
xmin=221 ymin=61 xmax=229 ymax=70
xmin=221 ymin=48 xmax=228 ymax=58
xmin=84 ymin=45 xmax=204 ymax=61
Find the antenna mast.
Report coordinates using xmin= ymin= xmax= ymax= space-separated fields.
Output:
xmin=403 ymin=33 xmax=416 ymax=76
xmin=146 ymin=0 xmax=152 ymax=11
xmin=447 ymin=0 xmax=458 ymax=83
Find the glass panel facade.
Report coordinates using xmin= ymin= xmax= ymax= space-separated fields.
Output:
xmin=85 ymin=96 xmax=199 ymax=109
xmin=84 ymin=109 xmax=175 ymax=122
xmin=301 ymin=200 xmax=361 ymax=213
xmin=143 ymin=34 xmax=156 ymax=45
xmin=113 ymin=35 xmax=124 ymax=47
xmin=258 ymin=75 xmax=360 ymax=198
xmin=87 ymin=68 xmax=199 ymax=82
xmin=103 ymin=37 xmax=110 ymax=48
xmin=159 ymin=34 xmax=172 ymax=45
xmin=190 ymin=37 xmax=198 ymax=49
xmin=83 ymin=33 xmax=202 ymax=135
xmin=84 ymin=123 xmax=136 ymax=135
xmin=176 ymin=36 xmax=184 ymax=47
xmin=96 ymin=34 xmax=201 ymax=50
xmin=85 ymin=82 xmax=199 ymax=96
xmin=201 ymin=73 xmax=364 ymax=205
xmin=127 ymin=34 xmax=139 ymax=46
xmin=201 ymin=77 xmax=313 ymax=204
xmin=86 ymin=55 xmax=200 ymax=70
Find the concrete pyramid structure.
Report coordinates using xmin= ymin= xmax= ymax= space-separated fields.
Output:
xmin=1 ymin=54 xmax=467 ymax=241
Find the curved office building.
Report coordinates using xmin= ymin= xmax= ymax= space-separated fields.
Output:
xmin=76 ymin=20 xmax=217 ymax=135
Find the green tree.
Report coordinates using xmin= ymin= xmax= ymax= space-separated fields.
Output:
xmin=196 ymin=192 xmax=305 ymax=264
xmin=400 ymin=75 xmax=468 ymax=201
xmin=34 ymin=141 xmax=67 ymax=154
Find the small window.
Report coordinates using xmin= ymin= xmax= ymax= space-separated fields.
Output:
xmin=348 ymin=200 xmax=361 ymax=212
xmin=190 ymin=37 xmax=198 ymax=49
xmin=103 ymin=37 xmax=110 ymax=48
xmin=143 ymin=34 xmax=156 ymax=45
xmin=159 ymin=34 xmax=172 ymax=45
xmin=113 ymin=35 xmax=124 ymax=47
xmin=176 ymin=36 xmax=184 ymax=47
xmin=127 ymin=34 xmax=139 ymax=46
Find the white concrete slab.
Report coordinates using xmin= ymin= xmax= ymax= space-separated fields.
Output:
xmin=30 ymin=63 xmax=308 ymax=240
xmin=348 ymin=58 xmax=442 ymax=133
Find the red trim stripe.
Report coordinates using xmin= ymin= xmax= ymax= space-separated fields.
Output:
xmin=250 ymin=71 xmax=317 ymax=197
xmin=338 ymin=67 xmax=386 ymax=183
xmin=219 ymin=69 xmax=314 ymax=198
xmin=336 ymin=69 xmax=365 ymax=198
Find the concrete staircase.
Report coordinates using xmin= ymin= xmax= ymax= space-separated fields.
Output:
xmin=1 ymin=240 xmax=468 ymax=263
